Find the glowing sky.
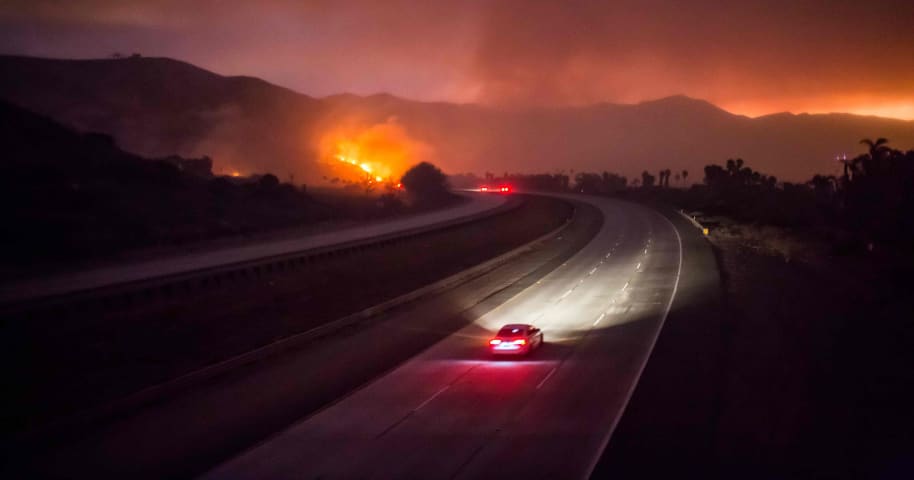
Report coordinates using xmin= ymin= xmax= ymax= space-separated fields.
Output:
xmin=2 ymin=0 xmax=914 ymax=119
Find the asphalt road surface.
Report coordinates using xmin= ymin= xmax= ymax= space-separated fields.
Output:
xmin=204 ymin=195 xmax=694 ymax=480
xmin=0 ymin=192 xmax=506 ymax=304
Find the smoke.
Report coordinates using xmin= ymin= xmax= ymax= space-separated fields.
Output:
xmin=469 ymin=0 xmax=914 ymax=114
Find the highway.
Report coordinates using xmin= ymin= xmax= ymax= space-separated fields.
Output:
xmin=204 ymin=195 xmax=690 ymax=480
xmin=0 ymin=192 xmax=507 ymax=304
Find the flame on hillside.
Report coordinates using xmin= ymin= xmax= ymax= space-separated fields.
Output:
xmin=320 ymin=118 xmax=430 ymax=185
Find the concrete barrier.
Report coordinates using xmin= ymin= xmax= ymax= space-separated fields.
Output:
xmin=1 ymin=196 xmax=523 ymax=319
xmin=17 ymin=202 xmax=575 ymax=446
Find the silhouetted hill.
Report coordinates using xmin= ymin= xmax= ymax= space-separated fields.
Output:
xmin=3 ymin=55 xmax=914 ymax=181
xmin=0 ymin=55 xmax=322 ymax=180
xmin=0 ymin=100 xmax=328 ymax=271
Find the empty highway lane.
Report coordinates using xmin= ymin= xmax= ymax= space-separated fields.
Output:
xmin=204 ymin=195 xmax=696 ymax=480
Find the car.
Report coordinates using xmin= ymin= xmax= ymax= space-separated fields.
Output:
xmin=489 ymin=324 xmax=544 ymax=356
xmin=478 ymin=185 xmax=511 ymax=193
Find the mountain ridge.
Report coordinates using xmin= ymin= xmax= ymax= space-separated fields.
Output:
xmin=2 ymin=55 xmax=914 ymax=182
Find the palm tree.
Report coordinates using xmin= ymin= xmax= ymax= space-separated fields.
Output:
xmin=859 ymin=138 xmax=891 ymax=176
xmin=860 ymin=137 xmax=890 ymax=160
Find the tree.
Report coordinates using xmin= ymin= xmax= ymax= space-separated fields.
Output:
xmin=641 ymin=170 xmax=655 ymax=188
xmin=258 ymin=173 xmax=280 ymax=190
xmin=682 ymin=169 xmax=689 ymax=184
xmin=401 ymin=162 xmax=449 ymax=200
xmin=860 ymin=137 xmax=890 ymax=161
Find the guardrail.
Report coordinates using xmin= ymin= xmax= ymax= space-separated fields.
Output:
xmin=15 ymin=200 xmax=576 ymax=447
xmin=0 ymin=195 xmax=523 ymax=320
xmin=677 ymin=209 xmax=710 ymax=236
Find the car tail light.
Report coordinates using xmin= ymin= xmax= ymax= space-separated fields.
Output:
xmin=489 ymin=339 xmax=502 ymax=345
xmin=513 ymin=339 xmax=526 ymax=345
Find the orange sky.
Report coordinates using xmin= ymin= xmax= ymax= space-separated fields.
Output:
xmin=2 ymin=0 xmax=914 ymax=119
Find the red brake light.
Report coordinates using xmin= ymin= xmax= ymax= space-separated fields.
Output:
xmin=489 ymin=339 xmax=502 ymax=345
xmin=513 ymin=339 xmax=526 ymax=345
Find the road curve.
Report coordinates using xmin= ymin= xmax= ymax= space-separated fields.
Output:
xmin=203 ymin=194 xmax=689 ymax=480
xmin=0 ymin=192 xmax=507 ymax=304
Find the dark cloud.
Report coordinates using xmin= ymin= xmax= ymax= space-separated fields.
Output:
xmin=2 ymin=0 xmax=914 ymax=117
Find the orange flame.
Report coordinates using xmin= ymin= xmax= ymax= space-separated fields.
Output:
xmin=321 ymin=118 xmax=431 ymax=184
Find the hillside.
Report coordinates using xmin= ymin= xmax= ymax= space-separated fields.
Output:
xmin=0 ymin=100 xmax=329 ymax=273
xmin=3 ymin=55 xmax=914 ymax=181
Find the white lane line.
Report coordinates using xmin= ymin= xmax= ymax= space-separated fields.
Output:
xmin=584 ymin=209 xmax=685 ymax=479
xmin=536 ymin=367 xmax=558 ymax=389
xmin=415 ymin=385 xmax=450 ymax=411
xmin=561 ymin=289 xmax=573 ymax=299
xmin=593 ymin=312 xmax=605 ymax=326
xmin=589 ymin=267 xmax=597 ymax=275
xmin=635 ymin=262 xmax=641 ymax=270
xmin=621 ymin=281 xmax=629 ymax=291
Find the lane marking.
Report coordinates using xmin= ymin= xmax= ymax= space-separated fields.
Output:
xmin=584 ymin=208 xmax=685 ymax=479
xmin=536 ymin=367 xmax=558 ymax=389
xmin=621 ymin=281 xmax=629 ymax=291
xmin=635 ymin=262 xmax=641 ymax=270
xmin=593 ymin=312 xmax=605 ymax=326
xmin=561 ymin=289 xmax=573 ymax=299
xmin=589 ymin=267 xmax=597 ymax=275
xmin=415 ymin=385 xmax=450 ymax=411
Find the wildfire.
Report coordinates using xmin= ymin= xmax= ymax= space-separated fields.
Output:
xmin=321 ymin=118 xmax=431 ymax=185
xmin=333 ymin=138 xmax=397 ymax=183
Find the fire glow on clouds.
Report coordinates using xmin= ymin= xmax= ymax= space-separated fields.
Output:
xmin=2 ymin=0 xmax=914 ymax=119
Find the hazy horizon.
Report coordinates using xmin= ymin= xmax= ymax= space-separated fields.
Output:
xmin=6 ymin=52 xmax=913 ymax=125
xmin=3 ymin=1 xmax=914 ymax=120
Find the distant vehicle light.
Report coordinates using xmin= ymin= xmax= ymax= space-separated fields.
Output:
xmin=480 ymin=186 xmax=489 ymax=192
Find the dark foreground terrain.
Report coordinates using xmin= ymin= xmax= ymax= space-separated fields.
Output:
xmin=595 ymin=218 xmax=914 ymax=479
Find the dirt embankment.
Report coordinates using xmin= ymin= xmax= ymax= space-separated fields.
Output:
xmin=596 ymin=216 xmax=914 ymax=479
xmin=3 ymin=194 xmax=572 ymax=437
xmin=706 ymin=227 xmax=914 ymax=478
